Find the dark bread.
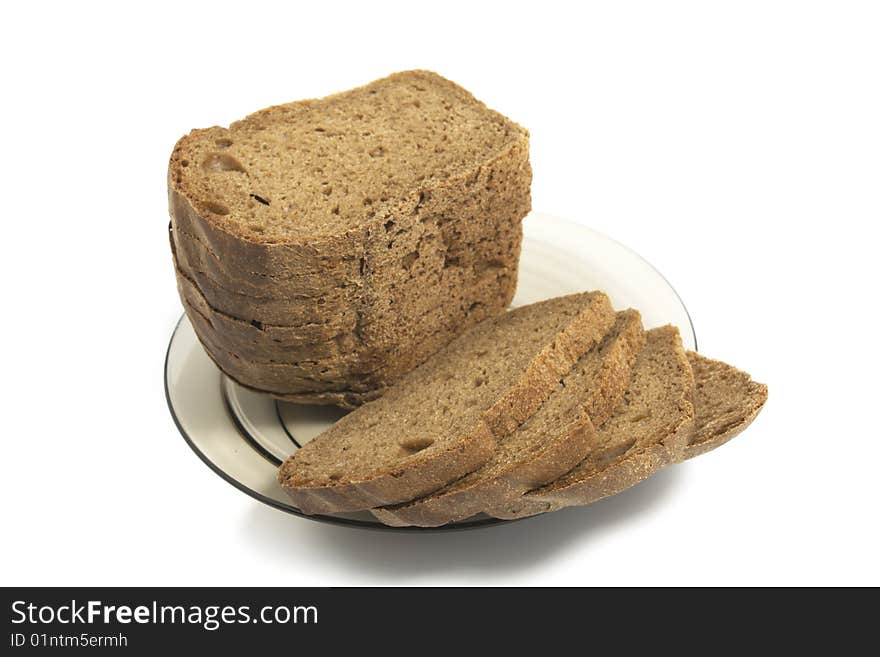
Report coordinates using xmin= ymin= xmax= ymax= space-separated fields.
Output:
xmin=277 ymin=293 xmax=615 ymax=514
xmin=372 ymin=310 xmax=646 ymax=527
xmin=681 ymin=351 xmax=768 ymax=459
xmin=176 ymin=253 xmax=511 ymax=397
xmin=169 ymin=71 xmax=531 ymax=404
xmin=488 ymin=326 xmax=695 ymax=519
xmin=488 ymin=332 xmax=770 ymax=520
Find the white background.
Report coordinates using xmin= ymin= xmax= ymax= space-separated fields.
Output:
xmin=2 ymin=1 xmax=878 ymax=586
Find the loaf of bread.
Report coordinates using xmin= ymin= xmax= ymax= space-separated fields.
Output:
xmin=277 ymin=293 xmax=616 ymax=514
xmin=169 ymin=71 xmax=531 ymax=406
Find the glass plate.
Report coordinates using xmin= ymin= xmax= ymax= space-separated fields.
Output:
xmin=164 ymin=212 xmax=697 ymax=531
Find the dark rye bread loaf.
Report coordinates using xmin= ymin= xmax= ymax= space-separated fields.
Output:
xmin=682 ymin=352 xmax=768 ymax=460
xmin=277 ymin=293 xmax=615 ymax=514
xmin=169 ymin=70 xmax=531 ymax=405
xmin=487 ymin=326 xmax=695 ymax=520
xmin=372 ymin=310 xmax=645 ymax=527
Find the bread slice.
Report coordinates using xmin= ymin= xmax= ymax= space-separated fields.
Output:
xmin=681 ymin=352 xmax=768 ymax=459
xmin=170 ymin=70 xmax=531 ymax=404
xmin=372 ymin=310 xmax=645 ymax=527
xmin=277 ymin=292 xmax=615 ymax=514
xmin=488 ymin=326 xmax=695 ymax=520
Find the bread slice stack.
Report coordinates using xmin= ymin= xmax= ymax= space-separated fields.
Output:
xmin=278 ymin=293 xmax=768 ymax=526
xmin=169 ymin=71 xmax=531 ymax=407
xmin=372 ymin=310 xmax=645 ymax=526
xmin=278 ymin=292 xmax=616 ymax=514
xmin=488 ymin=326 xmax=697 ymax=519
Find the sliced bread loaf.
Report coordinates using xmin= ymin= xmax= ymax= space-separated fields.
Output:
xmin=277 ymin=292 xmax=615 ymax=514
xmin=372 ymin=310 xmax=645 ymax=527
xmin=488 ymin=325 xmax=695 ymax=520
xmin=170 ymin=70 xmax=531 ymax=404
xmin=682 ymin=352 xmax=768 ymax=460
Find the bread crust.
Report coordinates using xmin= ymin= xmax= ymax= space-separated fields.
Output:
xmin=489 ymin=405 xmax=694 ymax=520
xmin=179 ymin=263 xmax=519 ymax=396
xmin=372 ymin=415 xmax=598 ymax=526
xmin=177 ymin=250 xmax=512 ymax=364
xmin=175 ymin=258 xmax=355 ymax=345
xmin=266 ymin=387 xmax=383 ymax=409
xmin=217 ymin=360 xmax=383 ymax=408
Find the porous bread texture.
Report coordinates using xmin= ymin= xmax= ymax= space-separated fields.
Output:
xmin=489 ymin=326 xmax=766 ymax=519
xmin=372 ymin=309 xmax=646 ymax=527
xmin=277 ymin=292 xmax=616 ymax=514
xmin=171 ymin=70 xmax=527 ymax=244
xmin=169 ymin=70 xmax=531 ymax=404
xmin=681 ymin=352 xmax=768 ymax=460
xmin=488 ymin=327 xmax=694 ymax=520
